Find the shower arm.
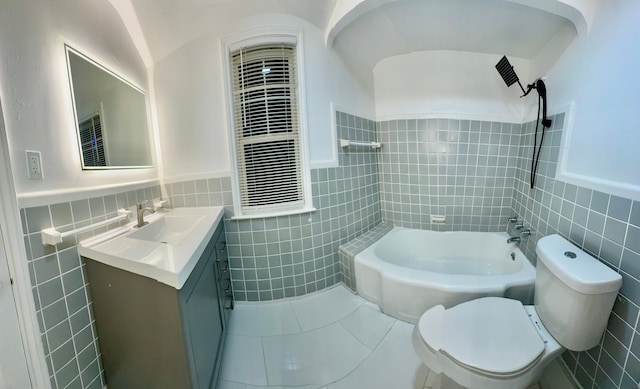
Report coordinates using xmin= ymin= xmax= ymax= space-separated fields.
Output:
xmin=520 ymin=82 xmax=536 ymax=98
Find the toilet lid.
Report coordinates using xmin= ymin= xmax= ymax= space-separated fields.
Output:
xmin=418 ymin=297 xmax=545 ymax=375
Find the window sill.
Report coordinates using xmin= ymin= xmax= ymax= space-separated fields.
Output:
xmin=230 ymin=206 xmax=317 ymax=220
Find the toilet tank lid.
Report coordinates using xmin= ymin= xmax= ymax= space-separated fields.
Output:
xmin=536 ymin=234 xmax=622 ymax=294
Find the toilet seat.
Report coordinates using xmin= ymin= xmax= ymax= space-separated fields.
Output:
xmin=417 ymin=297 xmax=545 ymax=376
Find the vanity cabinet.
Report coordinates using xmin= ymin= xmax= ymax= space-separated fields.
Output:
xmin=84 ymin=222 xmax=231 ymax=389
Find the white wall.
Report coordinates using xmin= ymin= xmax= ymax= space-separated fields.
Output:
xmin=0 ymin=0 xmax=158 ymax=206
xmin=373 ymin=51 xmax=531 ymax=123
xmin=153 ymin=13 xmax=375 ymax=182
xmin=532 ymin=0 xmax=640 ymax=200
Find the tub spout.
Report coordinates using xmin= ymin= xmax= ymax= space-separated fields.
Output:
xmin=507 ymin=236 xmax=521 ymax=244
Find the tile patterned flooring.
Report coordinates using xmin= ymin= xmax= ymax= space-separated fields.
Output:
xmin=219 ymin=284 xmax=548 ymax=389
xmin=220 ymin=284 xmax=547 ymax=389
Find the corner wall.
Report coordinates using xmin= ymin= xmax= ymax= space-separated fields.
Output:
xmin=511 ymin=113 xmax=640 ymax=388
xmin=0 ymin=1 xmax=161 ymax=388
xmin=165 ymin=112 xmax=381 ymax=301
xmin=153 ymin=13 xmax=376 ymax=182
xmin=530 ymin=0 xmax=640 ymax=201
xmin=0 ymin=0 xmax=158 ymax=198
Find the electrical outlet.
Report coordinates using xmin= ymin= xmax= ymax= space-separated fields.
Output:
xmin=25 ymin=150 xmax=43 ymax=180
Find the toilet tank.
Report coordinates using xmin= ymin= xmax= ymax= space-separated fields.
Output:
xmin=534 ymin=234 xmax=622 ymax=351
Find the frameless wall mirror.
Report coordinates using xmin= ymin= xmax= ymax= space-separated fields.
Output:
xmin=65 ymin=45 xmax=153 ymax=169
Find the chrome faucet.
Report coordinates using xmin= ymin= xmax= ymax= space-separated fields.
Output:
xmin=506 ymin=236 xmax=521 ymax=244
xmin=135 ymin=202 xmax=154 ymax=228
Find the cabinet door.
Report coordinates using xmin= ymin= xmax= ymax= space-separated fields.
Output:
xmin=183 ymin=258 xmax=223 ymax=389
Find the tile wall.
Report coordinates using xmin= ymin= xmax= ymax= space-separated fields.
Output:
xmin=20 ymin=111 xmax=640 ymax=389
xmin=20 ymin=185 xmax=161 ymax=389
xmin=339 ymin=223 xmax=393 ymax=291
xmin=164 ymin=176 xmax=234 ymax=211
xmin=510 ymin=113 xmax=640 ymax=388
xmin=378 ymin=118 xmax=520 ymax=231
xmin=166 ymin=111 xmax=381 ymax=301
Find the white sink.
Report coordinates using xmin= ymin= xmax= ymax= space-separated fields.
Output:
xmin=78 ymin=207 xmax=224 ymax=289
xmin=128 ymin=214 xmax=205 ymax=244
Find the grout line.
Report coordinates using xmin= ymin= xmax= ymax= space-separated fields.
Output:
xmin=259 ymin=335 xmax=270 ymax=387
xmin=57 ymin=249 xmax=85 ymax=389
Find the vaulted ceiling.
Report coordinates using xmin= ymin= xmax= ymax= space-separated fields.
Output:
xmin=127 ymin=0 xmax=585 ymax=75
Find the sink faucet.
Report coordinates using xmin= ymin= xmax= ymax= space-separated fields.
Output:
xmin=507 ymin=236 xmax=521 ymax=244
xmin=135 ymin=202 xmax=154 ymax=228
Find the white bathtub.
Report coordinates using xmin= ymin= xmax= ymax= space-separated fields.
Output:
xmin=354 ymin=227 xmax=536 ymax=323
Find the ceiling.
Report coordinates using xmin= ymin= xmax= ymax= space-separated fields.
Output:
xmin=129 ymin=0 xmax=337 ymax=62
xmin=128 ymin=0 xmax=577 ymax=80
xmin=332 ymin=0 xmax=575 ymax=77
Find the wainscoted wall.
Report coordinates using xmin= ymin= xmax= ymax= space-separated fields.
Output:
xmin=378 ymin=118 xmax=520 ymax=231
xmin=510 ymin=113 xmax=640 ymax=388
xmin=164 ymin=176 xmax=234 ymax=211
xmin=163 ymin=111 xmax=639 ymax=387
xmin=165 ymin=112 xmax=381 ymax=301
xmin=19 ymin=184 xmax=161 ymax=389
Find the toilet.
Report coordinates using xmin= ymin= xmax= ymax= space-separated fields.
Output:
xmin=412 ymin=234 xmax=622 ymax=389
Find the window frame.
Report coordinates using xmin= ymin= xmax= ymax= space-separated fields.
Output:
xmin=222 ymin=27 xmax=315 ymax=219
xmin=78 ymin=109 xmax=109 ymax=167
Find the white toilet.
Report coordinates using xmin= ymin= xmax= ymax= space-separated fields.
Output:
xmin=412 ymin=234 xmax=622 ymax=389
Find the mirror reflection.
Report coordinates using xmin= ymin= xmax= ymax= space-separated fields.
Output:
xmin=66 ymin=46 xmax=153 ymax=169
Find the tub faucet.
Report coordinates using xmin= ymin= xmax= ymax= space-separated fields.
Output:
xmin=135 ymin=202 xmax=154 ymax=228
xmin=507 ymin=236 xmax=521 ymax=244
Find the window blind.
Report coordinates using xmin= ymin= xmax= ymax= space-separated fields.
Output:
xmin=231 ymin=44 xmax=303 ymax=212
xmin=79 ymin=113 xmax=106 ymax=167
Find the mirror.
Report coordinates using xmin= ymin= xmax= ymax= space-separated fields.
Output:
xmin=65 ymin=45 xmax=153 ymax=169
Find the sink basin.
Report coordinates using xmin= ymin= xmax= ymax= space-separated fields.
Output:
xmin=78 ymin=207 xmax=224 ymax=289
xmin=128 ymin=214 xmax=205 ymax=244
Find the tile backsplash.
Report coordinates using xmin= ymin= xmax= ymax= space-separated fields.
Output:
xmin=510 ymin=113 xmax=640 ymax=389
xmin=20 ymin=185 xmax=161 ymax=389
xmin=378 ymin=118 xmax=520 ymax=231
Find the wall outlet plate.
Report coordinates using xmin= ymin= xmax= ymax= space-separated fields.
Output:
xmin=25 ymin=150 xmax=43 ymax=180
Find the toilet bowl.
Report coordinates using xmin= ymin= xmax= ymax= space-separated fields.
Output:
xmin=413 ymin=234 xmax=622 ymax=389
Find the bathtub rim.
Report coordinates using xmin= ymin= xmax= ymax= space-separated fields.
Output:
xmin=355 ymin=227 xmax=535 ymax=292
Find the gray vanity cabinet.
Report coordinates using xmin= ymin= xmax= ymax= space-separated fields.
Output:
xmin=181 ymin=231 xmax=224 ymax=389
xmin=84 ymin=222 xmax=230 ymax=389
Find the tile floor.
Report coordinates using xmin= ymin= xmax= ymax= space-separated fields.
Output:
xmin=218 ymin=284 xmax=542 ymax=389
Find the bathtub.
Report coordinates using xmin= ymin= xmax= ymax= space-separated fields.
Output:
xmin=354 ymin=227 xmax=536 ymax=323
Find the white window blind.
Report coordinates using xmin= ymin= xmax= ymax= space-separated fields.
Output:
xmin=78 ymin=113 xmax=106 ymax=167
xmin=231 ymin=44 xmax=304 ymax=214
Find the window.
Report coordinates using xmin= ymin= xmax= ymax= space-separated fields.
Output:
xmin=78 ymin=113 xmax=107 ymax=167
xmin=226 ymin=33 xmax=313 ymax=218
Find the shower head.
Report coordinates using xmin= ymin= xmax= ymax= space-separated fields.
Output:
xmin=495 ymin=55 xmax=526 ymax=95
xmin=495 ymin=56 xmax=553 ymax=190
